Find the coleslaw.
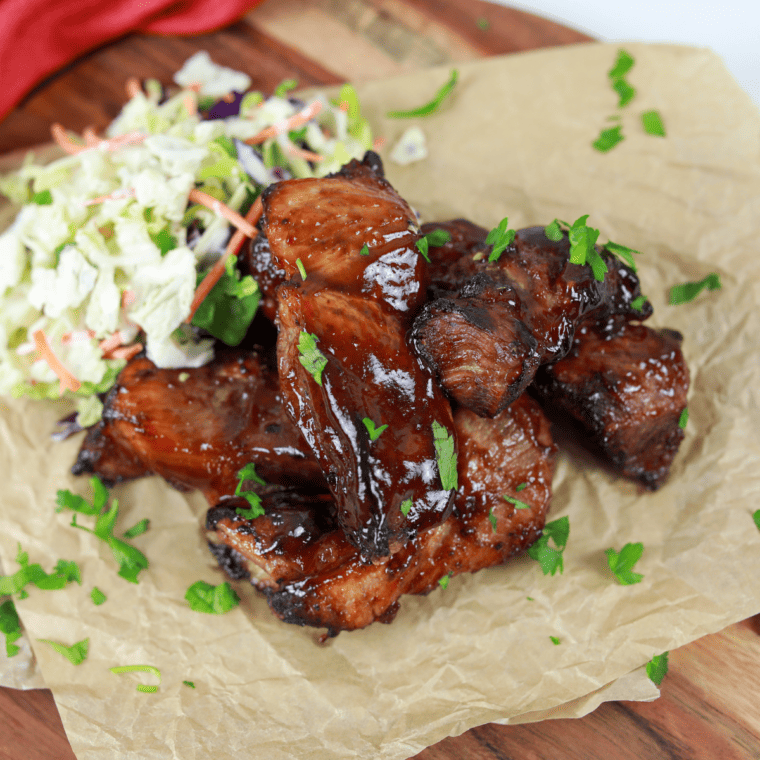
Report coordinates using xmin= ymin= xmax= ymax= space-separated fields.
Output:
xmin=0 ymin=51 xmax=373 ymax=425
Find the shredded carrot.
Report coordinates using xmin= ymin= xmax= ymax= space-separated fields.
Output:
xmin=109 ymin=343 xmax=143 ymax=361
xmin=62 ymin=329 xmax=95 ymax=345
xmin=183 ymin=93 xmax=198 ymax=117
xmin=121 ymin=289 xmax=137 ymax=308
xmin=373 ymin=136 xmax=387 ymax=150
xmin=84 ymin=188 xmax=136 ymax=206
xmin=339 ymin=101 xmax=350 ymax=112
xmin=51 ymin=123 xmax=85 ymax=155
xmin=245 ymin=100 xmax=322 ymax=145
xmin=187 ymin=189 xmax=258 ymax=238
xmin=32 ymin=329 xmax=81 ymax=395
xmin=185 ymin=196 xmax=263 ymax=322
xmin=99 ymin=131 xmax=147 ymax=151
xmin=126 ymin=78 xmax=142 ymax=98
xmin=287 ymin=145 xmax=324 ymax=162
xmin=98 ymin=332 xmax=126 ymax=355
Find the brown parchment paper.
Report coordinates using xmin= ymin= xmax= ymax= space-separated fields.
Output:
xmin=2 ymin=42 xmax=760 ymax=759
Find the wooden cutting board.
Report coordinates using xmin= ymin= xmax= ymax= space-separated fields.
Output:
xmin=1 ymin=2 xmax=759 ymax=759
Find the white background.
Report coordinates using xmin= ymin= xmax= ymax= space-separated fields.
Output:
xmin=491 ymin=0 xmax=760 ymax=108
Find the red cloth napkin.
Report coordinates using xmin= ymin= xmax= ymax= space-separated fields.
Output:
xmin=0 ymin=0 xmax=265 ymax=122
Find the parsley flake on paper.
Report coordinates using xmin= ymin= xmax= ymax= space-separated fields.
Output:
xmin=185 ymin=580 xmax=240 ymax=614
xmin=751 ymin=510 xmax=760 ymax=532
xmin=183 ymin=680 xmax=196 ymax=688
xmin=646 ymin=652 xmax=669 ymax=685
xmin=605 ymin=542 xmax=644 ymax=585
xmin=642 ymin=109 xmax=666 ymax=137
xmin=110 ymin=664 xmax=161 ymax=693
xmin=298 ymin=331 xmax=328 ymax=386
xmin=550 ymin=636 xmax=561 ymax=646
xmin=362 ymin=417 xmax=388 ymax=441
xmin=486 ymin=217 xmax=516 ymax=262
xmin=123 ymin=518 xmax=150 ymax=539
xmin=432 ymin=421 xmax=458 ymax=491
xmin=38 ymin=637 xmax=89 ymax=665
xmin=593 ymin=125 xmax=624 ymax=152
xmin=56 ymin=478 xmax=149 ymax=584
xmin=0 ymin=544 xmax=81 ymax=597
xmin=438 ymin=572 xmax=453 ymax=590
xmin=0 ymin=600 xmax=22 ymax=657
xmin=387 ymin=69 xmax=458 ymax=118
xmin=527 ymin=516 xmax=570 ymax=576
xmin=678 ymin=408 xmax=689 ymax=430
xmin=669 ymin=273 xmax=722 ymax=305
xmin=90 ymin=587 xmax=107 ymax=606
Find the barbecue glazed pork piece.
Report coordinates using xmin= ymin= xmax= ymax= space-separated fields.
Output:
xmin=72 ymin=350 xmax=325 ymax=504
xmin=532 ymin=320 xmax=689 ymax=489
xmin=206 ymin=393 xmax=556 ymax=634
xmin=412 ymin=225 xmax=651 ymax=417
xmin=263 ymin=153 xmax=456 ymax=559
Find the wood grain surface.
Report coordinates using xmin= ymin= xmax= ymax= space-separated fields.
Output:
xmin=0 ymin=2 xmax=758 ymax=759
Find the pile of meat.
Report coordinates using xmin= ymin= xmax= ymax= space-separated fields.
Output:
xmin=73 ymin=153 xmax=689 ymax=635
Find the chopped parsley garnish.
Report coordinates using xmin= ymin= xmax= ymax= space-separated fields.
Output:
xmin=611 ymin=79 xmax=636 ymax=108
xmin=486 ymin=217 xmax=516 ymax=262
xmin=296 ymin=258 xmax=307 ymax=280
xmin=751 ymin=509 xmax=760 ymax=532
xmin=416 ymin=228 xmax=452 ymax=263
xmin=488 ymin=508 xmax=497 ymax=533
xmin=359 ymin=243 xmax=370 ymax=256
xmin=669 ymin=273 xmax=721 ymax=305
xmin=0 ymin=600 xmax=21 ymax=657
xmin=110 ymin=664 xmax=161 ymax=693
xmin=183 ymin=680 xmax=196 ymax=688
xmin=149 ymin=226 xmax=177 ymax=257
xmin=56 ymin=477 xmax=149 ymax=584
xmin=0 ymin=543 xmax=81 ymax=596
xmin=90 ymin=587 xmax=107 ymax=606
xmin=631 ymin=295 xmax=648 ymax=312
xmin=678 ymin=408 xmax=689 ymax=429
xmin=438 ymin=572 xmax=453 ymax=590
xmin=274 ymin=78 xmax=298 ymax=98
xmin=298 ymin=331 xmax=328 ymax=386
xmin=191 ymin=254 xmax=261 ymax=347
xmin=503 ymin=494 xmax=531 ymax=510
xmin=527 ymin=516 xmax=570 ymax=576
xmin=234 ymin=462 xmax=266 ymax=519
xmin=185 ymin=580 xmax=240 ymax=614
xmin=593 ymin=125 xmax=624 ymax=152
xmin=38 ymin=637 xmax=89 ymax=665
xmin=387 ymin=69 xmax=458 ymax=118
xmin=362 ymin=417 xmax=388 ymax=441
xmin=608 ymin=49 xmax=635 ymax=80
xmin=603 ymin=241 xmax=640 ymax=271
xmin=123 ymin=518 xmax=150 ymax=539
xmin=545 ymin=217 xmax=640 ymax=281
xmin=641 ymin=110 xmax=666 ymax=137
xmin=476 ymin=16 xmax=490 ymax=30
xmin=432 ymin=421 xmax=458 ymax=491
xmin=515 ymin=482 xmax=527 ymax=492
xmin=550 ymin=635 xmax=561 ymax=646
xmin=646 ymin=652 xmax=669 ymax=685
xmin=422 ymin=228 xmax=452 ymax=247
xmin=400 ymin=499 xmax=413 ymax=516
xmin=605 ymin=542 xmax=644 ymax=585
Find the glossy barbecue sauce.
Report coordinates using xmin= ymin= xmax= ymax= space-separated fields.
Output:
xmin=262 ymin=153 xmax=456 ymax=559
